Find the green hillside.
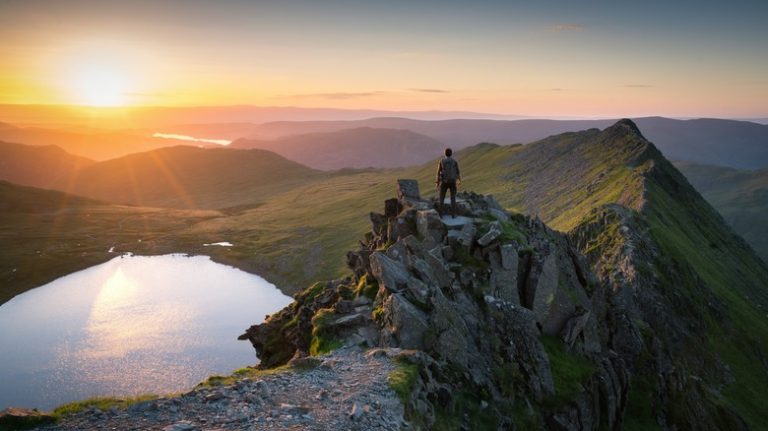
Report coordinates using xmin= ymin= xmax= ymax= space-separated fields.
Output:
xmin=419 ymin=120 xmax=768 ymax=428
xmin=58 ymin=145 xmax=323 ymax=209
xmin=0 ymin=141 xmax=94 ymax=188
xmin=675 ymin=161 xmax=768 ymax=263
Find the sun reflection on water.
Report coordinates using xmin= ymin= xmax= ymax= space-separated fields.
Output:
xmin=0 ymin=254 xmax=293 ymax=410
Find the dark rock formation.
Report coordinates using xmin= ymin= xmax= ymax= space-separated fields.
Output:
xmin=241 ymin=182 xmax=629 ymax=429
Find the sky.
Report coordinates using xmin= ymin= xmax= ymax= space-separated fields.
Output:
xmin=1 ymin=0 xmax=766 ymax=117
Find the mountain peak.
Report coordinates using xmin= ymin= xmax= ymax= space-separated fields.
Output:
xmin=605 ymin=118 xmax=645 ymax=139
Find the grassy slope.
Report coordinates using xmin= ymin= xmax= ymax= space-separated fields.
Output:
xmin=674 ymin=161 xmax=768 ymax=263
xmin=0 ymin=141 xmax=94 ymax=188
xmin=453 ymin=122 xmax=768 ymax=428
xmin=58 ymin=145 xmax=323 ymax=209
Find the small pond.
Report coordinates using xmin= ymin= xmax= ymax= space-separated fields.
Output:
xmin=0 ymin=254 xmax=292 ymax=410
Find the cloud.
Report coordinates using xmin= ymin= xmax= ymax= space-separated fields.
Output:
xmin=548 ymin=24 xmax=584 ymax=33
xmin=623 ymin=84 xmax=653 ymax=88
xmin=409 ymin=88 xmax=450 ymax=93
xmin=278 ymin=91 xmax=385 ymax=100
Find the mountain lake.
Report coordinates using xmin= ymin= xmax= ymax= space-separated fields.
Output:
xmin=0 ymin=254 xmax=292 ymax=410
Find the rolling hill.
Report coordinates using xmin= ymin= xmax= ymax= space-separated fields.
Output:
xmin=56 ymin=145 xmax=322 ymax=209
xmin=0 ymin=141 xmax=94 ymax=188
xmin=230 ymin=127 xmax=444 ymax=170
xmin=0 ymin=126 xmax=183 ymax=160
xmin=247 ymin=116 xmax=768 ymax=169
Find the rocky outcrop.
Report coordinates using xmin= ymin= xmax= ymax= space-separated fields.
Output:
xmin=240 ymin=181 xmax=628 ymax=429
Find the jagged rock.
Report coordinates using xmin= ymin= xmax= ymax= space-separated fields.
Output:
xmin=560 ymin=310 xmax=591 ymax=347
xmin=500 ymin=243 xmax=518 ymax=270
xmin=477 ymin=220 xmax=502 ymax=246
xmin=425 ymin=246 xmax=453 ymax=288
xmin=240 ymin=181 xmax=664 ymax=429
xmin=369 ymin=212 xmax=387 ymax=237
xmin=384 ymin=198 xmax=401 ymax=218
xmin=416 ymin=209 xmax=446 ymax=244
xmin=530 ymin=253 xmax=559 ymax=324
xmin=381 ymin=294 xmax=429 ymax=349
xmin=488 ymin=244 xmax=520 ymax=304
xmin=370 ymin=252 xmax=410 ymax=292
xmin=396 ymin=179 xmax=421 ymax=206
xmin=389 ymin=208 xmax=418 ymax=242
xmin=456 ymin=220 xmax=476 ymax=247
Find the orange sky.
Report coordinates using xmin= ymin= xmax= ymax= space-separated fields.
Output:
xmin=1 ymin=0 xmax=766 ymax=118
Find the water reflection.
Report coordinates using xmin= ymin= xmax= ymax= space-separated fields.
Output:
xmin=0 ymin=254 xmax=292 ymax=410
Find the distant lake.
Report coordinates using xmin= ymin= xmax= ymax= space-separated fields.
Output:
xmin=152 ymin=132 xmax=231 ymax=146
xmin=0 ymin=254 xmax=292 ymax=411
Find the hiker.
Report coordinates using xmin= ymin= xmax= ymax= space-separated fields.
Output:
xmin=436 ymin=148 xmax=461 ymax=217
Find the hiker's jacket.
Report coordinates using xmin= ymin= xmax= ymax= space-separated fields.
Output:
xmin=436 ymin=156 xmax=460 ymax=184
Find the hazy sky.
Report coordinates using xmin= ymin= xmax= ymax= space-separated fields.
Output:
xmin=1 ymin=0 xmax=766 ymax=117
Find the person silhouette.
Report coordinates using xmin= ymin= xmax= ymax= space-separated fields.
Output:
xmin=436 ymin=148 xmax=461 ymax=217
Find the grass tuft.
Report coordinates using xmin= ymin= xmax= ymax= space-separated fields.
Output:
xmin=52 ymin=394 xmax=158 ymax=418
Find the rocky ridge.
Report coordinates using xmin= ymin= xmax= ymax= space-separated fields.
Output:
xmin=240 ymin=180 xmax=631 ymax=429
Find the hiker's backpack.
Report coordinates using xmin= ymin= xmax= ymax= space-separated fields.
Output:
xmin=440 ymin=157 xmax=459 ymax=182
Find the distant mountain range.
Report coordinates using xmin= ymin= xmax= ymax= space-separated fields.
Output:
xmin=0 ymin=104 xmax=526 ymax=129
xmin=2 ymin=114 xmax=766 ymax=169
xmin=246 ymin=116 xmax=768 ymax=169
xmin=230 ymin=127 xmax=444 ymax=170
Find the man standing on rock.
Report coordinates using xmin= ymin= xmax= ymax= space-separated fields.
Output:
xmin=436 ymin=148 xmax=461 ymax=217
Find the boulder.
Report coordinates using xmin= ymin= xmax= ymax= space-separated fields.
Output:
xmin=425 ymin=246 xmax=453 ymax=289
xmin=477 ymin=221 xmax=502 ymax=246
xmin=397 ymin=179 xmax=421 ymax=206
xmin=456 ymin=221 xmax=476 ymax=247
xmin=389 ymin=209 xmax=418 ymax=241
xmin=384 ymin=197 xmax=402 ymax=218
xmin=370 ymin=251 xmax=410 ymax=292
xmin=417 ymin=209 xmax=446 ymax=243
xmin=381 ymin=294 xmax=429 ymax=349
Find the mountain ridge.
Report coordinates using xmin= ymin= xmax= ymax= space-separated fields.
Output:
xmin=241 ymin=119 xmax=768 ymax=429
xmin=247 ymin=116 xmax=768 ymax=169
xmin=231 ymin=127 xmax=445 ymax=170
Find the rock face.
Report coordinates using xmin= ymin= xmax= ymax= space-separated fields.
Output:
xmin=241 ymin=181 xmax=622 ymax=429
xmin=243 ymin=142 xmax=766 ymax=430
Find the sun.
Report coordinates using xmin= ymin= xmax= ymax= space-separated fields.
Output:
xmin=72 ymin=63 xmax=128 ymax=107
